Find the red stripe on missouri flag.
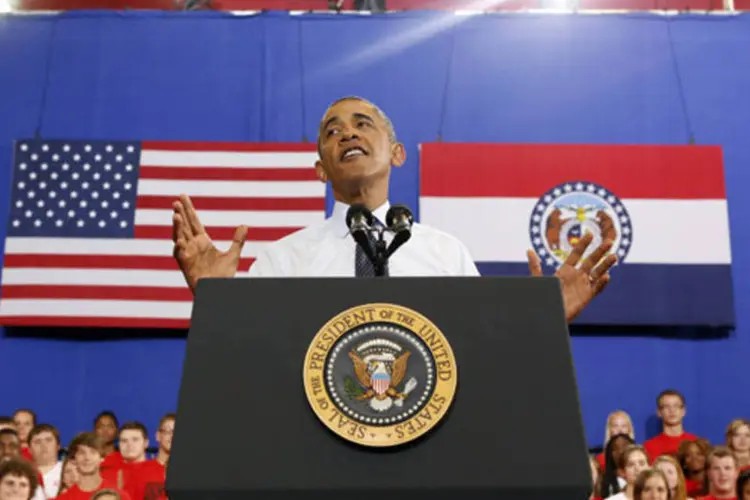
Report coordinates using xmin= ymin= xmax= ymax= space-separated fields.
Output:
xmin=0 ymin=139 xmax=324 ymax=329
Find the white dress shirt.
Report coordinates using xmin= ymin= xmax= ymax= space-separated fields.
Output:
xmin=247 ymin=201 xmax=480 ymax=277
xmin=41 ymin=461 xmax=62 ymax=499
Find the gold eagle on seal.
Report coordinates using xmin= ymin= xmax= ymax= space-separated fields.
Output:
xmin=348 ymin=350 xmax=417 ymax=413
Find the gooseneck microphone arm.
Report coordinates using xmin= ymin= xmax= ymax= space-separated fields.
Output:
xmin=385 ymin=204 xmax=414 ymax=259
xmin=346 ymin=203 xmax=415 ymax=277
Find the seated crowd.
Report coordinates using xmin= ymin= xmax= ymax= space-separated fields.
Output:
xmin=0 ymin=389 xmax=748 ymax=500
xmin=0 ymin=411 xmax=173 ymax=500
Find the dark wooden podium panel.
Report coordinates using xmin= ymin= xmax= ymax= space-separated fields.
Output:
xmin=168 ymin=277 xmax=591 ymax=500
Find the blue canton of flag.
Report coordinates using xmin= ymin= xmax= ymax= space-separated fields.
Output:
xmin=8 ymin=140 xmax=142 ymax=238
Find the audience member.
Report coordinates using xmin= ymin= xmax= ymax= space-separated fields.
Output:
xmin=56 ymin=433 xmax=130 ymax=500
xmin=633 ymin=469 xmax=672 ymax=500
xmin=679 ymin=439 xmax=712 ymax=497
xmin=56 ymin=456 xmax=78 ymax=498
xmin=736 ymin=470 xmax=750 ymax=500
xmin=0 ymin=430 xmax=45 ymax=500
xmin=0 ymin=420 xmax=14 ymax=433
xmin=591 ymin=455 xmax=603 ymax=500
xmin=645 ymin=391 xmax=698 ymax=462
xmin=28 ymin=425 xmax=62 ymax=499
xmin=726 ymin=420 xmax=750 ymax=472
xmin=0 ymin=458 xmax=39 ymax=500
xmin=125 ymin=414 xmax=174 ymax=500
xmin=601 ymin=434 xmax=637 ymax=498
xmin=598 ymin=412 xmax=637 ymax=469
xmin=606 ymin=444 xmax=651 ymax=500
xmin=90 ymin=491 xmax=120 ymax=500
xmin=698 ymin=446 xmax=740 ymax=500
xmin=93 ymin=414 xmax=121 ymax=481
xmin=10 ymin=413 xmax=35 ymax=463
xmin=654 ymin=455 xmax=691 ymax=500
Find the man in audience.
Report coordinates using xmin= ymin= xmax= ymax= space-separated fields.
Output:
xmin=110 ymin=422 xmax=150 ymax=490
xmin=126 ymin=414 xmax=174 ymax=500
xmin=28 ymin=425 xmax=62 ymax=499
xmin=12 ymin=411 xmax=35 ymax=462
xmin=698 ymin=446 xmax=740 ymax=500
xmin=0 ymin=419 xmax=14 ymax=433
xmin=0 ymin=458 xmax=38 ymax=500
xmin=94 ymin=413 xmax=122 ymax=477
xmin=0 ymin=429 xmax=46 ymax=500
xmin=644 ymin=390 xmax=698 ymax=461
xmin=56 ymin=433 xmax=130 ymax=500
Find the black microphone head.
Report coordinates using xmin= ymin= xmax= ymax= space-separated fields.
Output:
xmin=385 ymin=204 xmax=414 ymax=230
xmin=346 ymin=204 xmax=374 ymax=230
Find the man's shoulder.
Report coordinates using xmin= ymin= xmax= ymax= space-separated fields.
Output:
xmin=263 ymin=218 xmax=331 ymax=251
xmin=412 ymin=221 xmax=471 ymax=250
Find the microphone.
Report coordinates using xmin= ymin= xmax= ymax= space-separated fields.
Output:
xmin=346 ymin=204 xmax=377 ymax=264
xmin=385 ymin=204 xmax=414 ymax=258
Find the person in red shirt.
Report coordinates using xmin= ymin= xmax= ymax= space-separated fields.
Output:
xmin=56 ymin=432 xmax=130 ymax=500
xmin=697 ymin=447 xmax=740 ymax=500
xmin=598 ymin=411 xmax=637 ymax=470
xmin=736 ymin=470 xmax=750 ymax=500
xmin=679 ymin=438 xmax=711 ymax=497
xmin=94 ymin=412 xmax=121 ymax=482
xmin=644 ymin=390 xmax=698 ymax=462
xmin=11 ymin=411 xmax=35 ymax=463
xmin=113 ymin=422 xmax=151 ymax=492
xmin=726 ymin=420 xmax=750 ymax=472
xmin=125 ymin=414 xmax=174 ymax=500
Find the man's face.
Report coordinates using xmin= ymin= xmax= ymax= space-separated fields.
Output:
xmin=657 ymin=395 xmax=685 ymax=426
xmin=0 ymin=473 xmax=31 ymax=500
xmin=119 ymin=430 xmax=147 ymax=462
xmin=94 ymin=417 xmax=117 ymax=445
xmin=157 ymin=419 xmax=174 ymax=454
xmin=316 ymin=99 xmax=404 ymax=195
xmin=0 ymin=435 xmax=20 ymax=462
xmin=73 ymin=445 xmax=102 ymax=476
xmin=707 ymin=456 xmax=738 ymax=495
xmin=30 ymin=431 xmax=59 ymax=466
xmin=12 ymin=413 xmax=33 ymax=444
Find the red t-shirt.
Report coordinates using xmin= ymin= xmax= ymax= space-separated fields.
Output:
xmin=125 ymin=460 xmax=167 ymax=500
xmin=100 ymin=452 xmax=124 ymax=484
xmin=643 ymin=432 xmax=698 ymax=461
xmin=696 ymin=496 xmax=737 ymax=500
xmin=21 ymin=446 xmax=33 ymax=461
xmin=685 ymin=478 xmax=705 ymax=496
xmin=56 ymin=479 xmax=131 ymax=500
xmin=596 ymin=453 xmax=606 ymax=470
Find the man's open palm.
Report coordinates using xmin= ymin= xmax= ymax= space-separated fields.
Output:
xmin=172 ymin=194 xmax=248 ymax=293
xmin=526 ymin=232 xmax=617 ymax=323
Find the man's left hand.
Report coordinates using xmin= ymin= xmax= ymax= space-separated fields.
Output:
xmin=526 ymin=232 xmax=617 ymax=323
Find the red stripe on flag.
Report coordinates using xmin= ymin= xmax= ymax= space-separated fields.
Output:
xmin=139 ymin=166 xmax=318 ymax=181
xmin=3 ymin=255 xmax=254 ymax=270
xmin=135 ymin=225 xmax=299 ymax=241
xmin=136 ymin=196 xmax=325 ymax=211
xmin=420 ymin=143 xmax=726 ymax=199
xmin=0 ymin=285 xmax=193 ymax=301
xmin=0 ymin=316 xmax=190 ymax=329
xmin=142 ymin=142 xmax=318 ymax=152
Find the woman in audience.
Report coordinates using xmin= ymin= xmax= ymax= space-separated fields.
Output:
xmin=678 ymin=439 xmax=712 ymax=497
xmin=634 ymin=469 xmax=672 ymax=500
xmin=56 ymin=456 xmax=79 ymax=497
xmin=0 ymin=458 xmax=38 ymax=500
xmin=654 ymin=455 xmax=691 ymax=500
xmin=598 ymin=412 xmax=637 ymax=468
xmin=736 ymin=469 xmax=750 ymax=500
xmin=606 ymin=444 xmax=651 ymax=500
xmin=601 ymin=434 xmax=637 ymax=498
xmin=591 ymin=455 xmax=603 ymax=500
xmin=727 ymin=419 xmax=750 ymax=472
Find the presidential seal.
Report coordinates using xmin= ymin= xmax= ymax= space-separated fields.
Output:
xmin=303 ymin=303 xmax=457 ymax=448
xmin=529 ymin=181 xmax=633 ymax=269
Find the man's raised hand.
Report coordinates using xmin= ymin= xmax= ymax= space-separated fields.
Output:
xmin=526 ymin=232 xmax=617 ymax=323
xmin=172 ymin=194 xmax=248 ymax=294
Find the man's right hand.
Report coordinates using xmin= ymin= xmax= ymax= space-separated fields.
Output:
xmin=172 ymin=194 xmax=248 ymax=294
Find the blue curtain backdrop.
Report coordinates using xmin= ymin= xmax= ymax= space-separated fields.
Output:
xmin=0 ymin=10 xmax=749 ymax=448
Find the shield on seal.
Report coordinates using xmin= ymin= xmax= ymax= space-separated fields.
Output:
xmin=371 ymin=372 xmax=390 ymax=396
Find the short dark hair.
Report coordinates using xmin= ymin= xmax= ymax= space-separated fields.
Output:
xmin=707 ymin=445 xmax=738 ymax=469
xmin=119 ymin=422 xmax=148 ymax=440
xmin=0 ymin=458 xmax=39 ymax=497
xmin=158 ymin=413 xmax=175 ymax=430
xmin=0 ymin=417 xmax=13 ymax=426
xmin=737 ymin=469 xmax=750 ymax=500
xmin=28 ymin=424 xmax=60 ymax=446
xmin=0 ymin=428 xmax=19 ymax=441
xmin=92 ymin=489 xmax=122 ymax=500
xmin=657 ymin=389 xmax=686 ymax=407
xmin=68 ymin=432 xmax=103 ymax=458
xmin=94 ymin=411 xmax=118 ymax=428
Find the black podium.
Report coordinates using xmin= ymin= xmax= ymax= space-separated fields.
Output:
xmin=168 ymin=277 xmax=592 ymax=500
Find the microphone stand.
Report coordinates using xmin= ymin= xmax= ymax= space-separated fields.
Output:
xmin=371 ymin=226 xmax=389 ymax=277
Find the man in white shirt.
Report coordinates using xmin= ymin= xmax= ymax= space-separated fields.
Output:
xmin=172 ymin=96 xmax=616 ymax=322
xmin=28 ymin=425 xmax=62 ymax=499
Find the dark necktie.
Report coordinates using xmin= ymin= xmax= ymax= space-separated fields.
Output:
xmin=355 ymin=222 xmax=389 ymax=277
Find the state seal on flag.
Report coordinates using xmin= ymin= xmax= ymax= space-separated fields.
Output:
xmin=303 ymin=303 xmax=457 ymax=448
xmin=529 ymin=181 xmax=633 ymax=269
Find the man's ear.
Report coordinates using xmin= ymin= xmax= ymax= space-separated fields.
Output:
xmin=390 ymin=142 xmax=406 ymax=168
xmin=315 ymin=160 xmax=328 ymax=183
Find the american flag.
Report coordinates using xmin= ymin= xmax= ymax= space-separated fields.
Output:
xmin=0 ymin=140 xmax=324 ymax=329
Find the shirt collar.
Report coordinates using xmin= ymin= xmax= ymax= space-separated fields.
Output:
xmin=331 ymin=200 xmax=391 ymax=237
